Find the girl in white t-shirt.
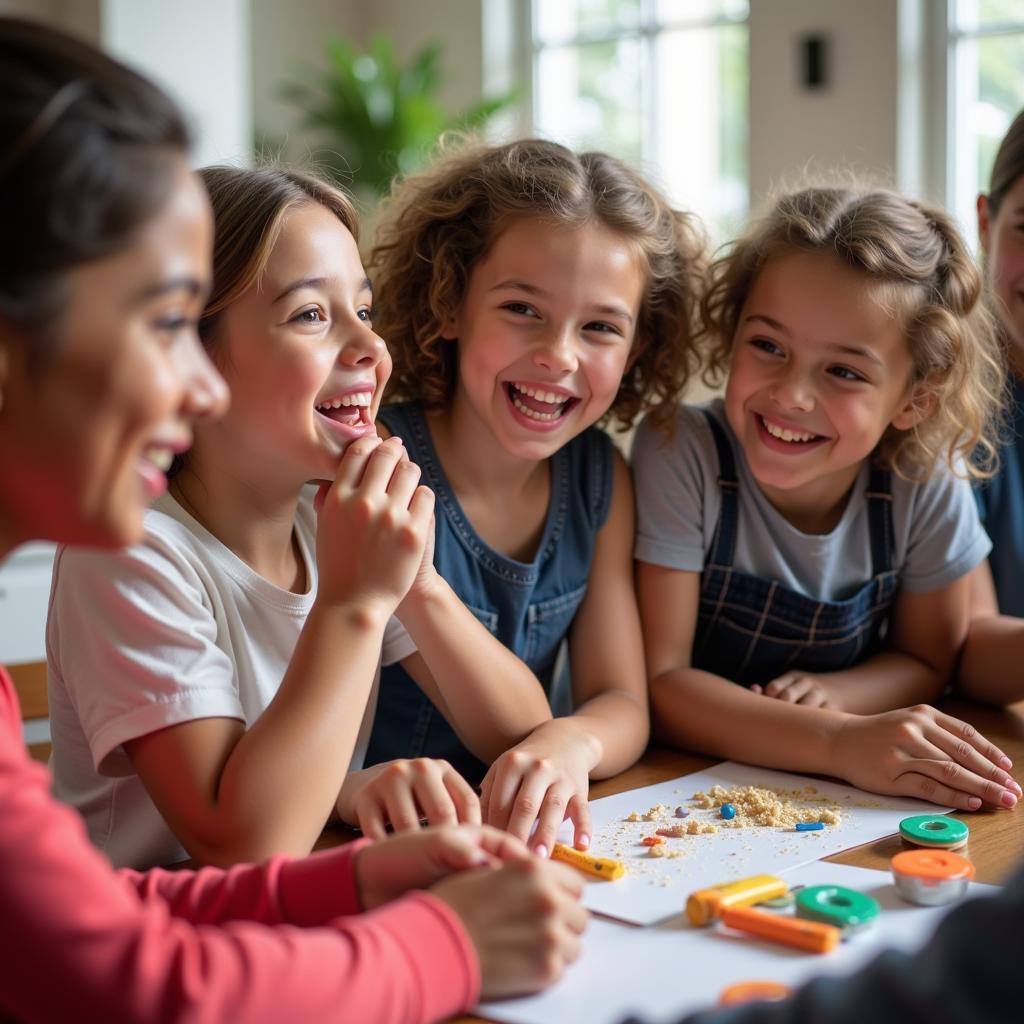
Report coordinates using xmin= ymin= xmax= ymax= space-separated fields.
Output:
xmin=47 ymin=166 xmax=553 ymax=869
xmin=633 ymin=185 xmax=1022 ymax=812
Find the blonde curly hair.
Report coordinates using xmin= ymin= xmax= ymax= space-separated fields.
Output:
xmin=701 ymin=186 xmax=1005 ymax=480
xmin=368 ymin=137 xmax=706 ymax=431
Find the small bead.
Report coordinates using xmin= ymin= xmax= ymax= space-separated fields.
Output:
xmin=720 ymin=803 xmax=736 ymax=820
xmin=795 ymin=821 xmax=825 ymax=831
xmin=675 ymin=806 xmax=690 ymax=818
xmin=641 ymin=835 xmax=665 ymax=846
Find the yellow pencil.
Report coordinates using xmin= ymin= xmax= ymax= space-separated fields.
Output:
xmin=551 ymin=842 xmax=625 ymax=880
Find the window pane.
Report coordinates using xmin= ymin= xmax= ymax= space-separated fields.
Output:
xmin=653 ymin=24 xmax=748 ymax=240
xmin=654 ymin=0 xmax=749 ymax=27
xmin=952 ymin=32 xmax=1024 ymax=241
xmin=956 ymin=0 xmax=1024 ymax=30
xmin=534 ymin=0 xmax=642 ymax=44
xmin=534 ymin=38 xmax=643 ymax=165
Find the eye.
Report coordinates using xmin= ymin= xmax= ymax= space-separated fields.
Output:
xmin=153 ymin=315 xmax=196 ymax=345
xmin=583 ymin=320 xmax=623 ymax=337
xmin=357 ymin=307 xmax=373 ymax=323
xmin=828 ymin=365 xmax=867 ymax=383
xmin=750 ymin=337 xmax=783 ymax=356
xmin=292 ymin=306 xmax=326 ymax=325
xmin=502 ymin=300 xmax=539 ymax=318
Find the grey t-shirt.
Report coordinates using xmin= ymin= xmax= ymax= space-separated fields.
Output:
xmin=632 ymin=400 xmax=990 ymax=601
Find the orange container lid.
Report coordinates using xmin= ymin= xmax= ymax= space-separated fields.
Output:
xmin=891 ymin=849 xmax=975 ymax=881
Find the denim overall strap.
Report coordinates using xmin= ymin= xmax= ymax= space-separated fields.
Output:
xmin=865 ymin=463 xmax=895 ymax=577
xmin=700 ymin=409 xmax=740 ymax=568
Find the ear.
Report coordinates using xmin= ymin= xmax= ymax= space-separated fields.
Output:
xmin=890 ymin=378 xmax=937 ymax=432
xmin=438 ymin=307 xmax=459 ymax=341
xmin=977 ymin=193 xmax=991 ymax=257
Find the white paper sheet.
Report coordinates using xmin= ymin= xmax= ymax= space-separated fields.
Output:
xmin=560 ymin=761 xmax=949 ymax=925
xmin=478 ymin=860 xmax=994 ymax=1024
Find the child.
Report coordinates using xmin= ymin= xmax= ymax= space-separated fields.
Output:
xmin=366 ymin=138 xmax=706 ymax=855
xmin=960 ymin=108 xmax=1024 ymax=704
xmin=47 ymin=165 xmax=552 ymax=869
xmin=633 ymin=185 xmax=1021 ymax=811
xmin=0 ymin=18 xmax=585 ymax=1021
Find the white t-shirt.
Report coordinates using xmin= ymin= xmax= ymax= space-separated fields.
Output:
xmin=632 ymin=400 xmax=991 ymax=600
xmin=47 ymin=489 xmax=402 ymax=869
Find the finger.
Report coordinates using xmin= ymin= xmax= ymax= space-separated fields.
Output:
xmin=762 ymin=674 xmax=795 ymax=699
xmin=566 ymin=793 xmax=592 ymax=850
xmin=483 ymin=757 xmax=526 ymax=833
xmin=529 ymin=785 xmax=570 ymax=857
xmin=926 ymin=708 xmax=1016 ymax=775
xmin=313 ymin=480 xmax=331 ymax=513
xmin=383 ymin=458 xmax=423 ymax=508
xmin=333 ymin=436 xmax=385 ymax=489
xmin=478 ymin=768 xmax=494 ymax=824
xmin=356 ymin=436 xmax=408 ymax=494
xmin=890 ymin=766 xmax=986 ymax=812
xmin=383 ymin=779 xmax=425 ymax=833
xmin=542 ymin=859 xmax=586 ymax=899
xmin=411 ymin=768 xmax=461 ymax=828
xmin=356 ymin=800 xmax=389 ymax=841
xmin=780 ymin=678 xmax=816 ymax=703
xmin=506 ymin=770 xmax=554 ymax=845
xmin=796 ymin=689 xmax=829 ymax=708
xmin=445 ymin=770 xmax=482 ymax=826
xmin=912 ymin=734 xmax=1019 ymax=808
xmin=433 ymin=826 xmax=498 ymax=870
xmin=476 ymin=824 xmax=532 ymax=861
xmin=408 ymin=484 xmax=435 ymax=524
xmin=749 ymin=684 xmax=764 ymax=695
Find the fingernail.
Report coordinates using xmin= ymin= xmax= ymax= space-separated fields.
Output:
xmin=1007 ymin=779 xmax=1022 ymax=795
xmin=577 ymin=834 xmax=590 ymax=850
xmin=967 ymin=796 xmax=982 ymax=810
xmin=1001 ymin=790 xmax=1018 ymax=808
xmin=534 ymin=844 xmax=548 ymax=859
xmin=998 ymin=755 xmax=1013 ymax=770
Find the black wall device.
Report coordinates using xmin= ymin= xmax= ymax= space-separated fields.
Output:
xmin=800 ymin=34 xmax=828 ymax=90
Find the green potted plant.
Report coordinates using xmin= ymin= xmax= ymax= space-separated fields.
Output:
xmin=281 ymin=34 xmax=518 ymax=198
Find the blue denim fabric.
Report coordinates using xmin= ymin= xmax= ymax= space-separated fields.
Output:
xmin=694 ymin=410 xmax=898 ymax=689
xmin=365 ymin=401 xmax=613 ymax=783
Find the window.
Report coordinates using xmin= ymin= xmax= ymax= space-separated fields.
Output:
xmin=947 ymin=0 xmax=1024 ymax=240
xmin=528 ymin=0 xmax=749 ymax=241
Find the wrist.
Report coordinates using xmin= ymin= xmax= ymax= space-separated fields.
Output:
xmin=534 ymin=717 xmax=602 ymax=773
xmin=311 ymin=595 xmax=394 ymax=633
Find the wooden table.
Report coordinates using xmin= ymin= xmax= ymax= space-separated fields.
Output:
xmin=447 ymin=698 xmax=1024 ymax=1023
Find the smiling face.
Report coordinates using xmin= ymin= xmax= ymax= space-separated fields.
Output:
xmin=979 ymin=173 xmax=1024 ymax=366
xmin=724 ymin=249 xmax=922 ymax=524
xmin=443 ymin=216 xmax=644 ymax=463
xmin=201 ymin=201 xmax=390 ymax=486
xmin=0 ymin=157 xmax=227 ymax=549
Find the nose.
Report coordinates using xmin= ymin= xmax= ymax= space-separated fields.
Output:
xmin=532 ymin=324 xmax=578 ymax=375
xmin=338 ymin=320 xmax=389 ymax=368
xmin=178 ymin=335 xmax=229 ymax=422
xmin=769 ymin=364 xmax=814 ymax=411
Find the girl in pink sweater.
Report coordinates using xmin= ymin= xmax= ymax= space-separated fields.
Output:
xmin=0 ymin=17 xmax=586 ymax=1023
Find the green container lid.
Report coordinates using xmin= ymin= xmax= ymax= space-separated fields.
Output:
xmin=795 ymin=884 xmax=880 ymax=933
xmin=898 ymin=814 xmax=969 ymax=850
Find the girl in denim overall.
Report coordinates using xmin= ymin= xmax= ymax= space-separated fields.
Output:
xmin=365 ymin=138 xmax=707 ymax=856
xmin=634 ymin=186 xmax=1021 ymax=813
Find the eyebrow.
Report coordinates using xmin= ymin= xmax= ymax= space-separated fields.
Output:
xmin=492 ymin=278 xmax=635 ymax=325
xmin=133 ymin=277 xmax=204 ymax=302
xmin=743 ymin=314 xmax=883 ymax=367
xmin=272 ymin=276 xmax=372 ymax=304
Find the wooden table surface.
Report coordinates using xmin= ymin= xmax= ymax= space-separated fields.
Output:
xmin=447 ymin=697 xmax=1024 ymax=1023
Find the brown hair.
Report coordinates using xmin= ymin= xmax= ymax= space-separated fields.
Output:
xmin=702 ymin=186 xmax=1004 ymax=480
xmin=988 ymin=107 xmax=1024 ymax=218
xmin=368 ymin=137 xmax=706 ymax=431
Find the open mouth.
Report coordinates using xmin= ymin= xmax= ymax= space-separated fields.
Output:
xmin=315 ymin=392 xmax=373 ymax=428
xmin=141 ymin=445 xmax=175 ymax=472
xmin=505 ymin=382 xmax=578 ymax=423
xmin=757 ymin=414 xmax=826 ymax=445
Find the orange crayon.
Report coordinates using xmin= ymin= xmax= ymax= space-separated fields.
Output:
xmin=720 ymin=905 xmax=840 ymax=954
xmin=551 ymin=842 xmax=625 ymax=880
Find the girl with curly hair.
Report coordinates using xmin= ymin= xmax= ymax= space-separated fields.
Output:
xmin=366 ymin=138 xmax=707 ymax=857
xmin=633 ymin=184 xmax=1020 ymax=812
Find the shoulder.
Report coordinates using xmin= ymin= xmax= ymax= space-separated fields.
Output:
xmin=631 ymin=400 xmax=720 ymax=485
xmin=560 ymin=427 xmax=616 ymax=527
xmin=376 ymin=400 xmax=422 ymax=441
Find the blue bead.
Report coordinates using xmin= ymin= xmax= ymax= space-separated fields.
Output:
xmin=796 ymin=821 xmax=825 ymax=831
xmin=720 ymin=803 xmax=736 ymax=820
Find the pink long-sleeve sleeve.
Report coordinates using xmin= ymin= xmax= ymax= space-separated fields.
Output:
xmin=0 ymin=668 xmax=479 ymax=1024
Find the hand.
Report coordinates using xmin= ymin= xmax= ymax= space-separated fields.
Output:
xmin=752 ymin=671 xmax=834 ymax=708
xmin=831 ymin=704 xmax=1022 ymax=811
xmin=337 ymin=758 xmax=481 ymax=840
xmin=430 ymin=856 xmax=589 ymax=1000
xmin=314 ymin=436 xmax=434 ymax=612
xmin=354 ymin=823 xmax=528 ymax=909
xmin=480 ymin=720 xmax=597 ymax=855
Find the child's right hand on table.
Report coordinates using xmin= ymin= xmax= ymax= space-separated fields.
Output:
xmin=832 ymin=704 xmax=1022 ymax=810
xmin=314 ymin=436 xmax=434 ymax=613
xmin=337 ymin=758 xmax=481 ymax=839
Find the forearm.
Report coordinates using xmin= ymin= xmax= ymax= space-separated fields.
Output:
xmin=818 ymin=650 xmax=947 ymax=714
xmin=958 ymin=614 xmax=1024 ymax=705
xmin=398 ymin=575 xmax=552 ymax=761
xmin=200 ymin=602 xmax=389 ymax=863
xmin=563 ymin=689 xmax=648 ymax=779
xmin=651 ymin=667 xmax=845 ymax=774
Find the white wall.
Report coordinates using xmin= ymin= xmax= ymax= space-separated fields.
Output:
xmin=748 ymin=0 xmax=901 ymax=209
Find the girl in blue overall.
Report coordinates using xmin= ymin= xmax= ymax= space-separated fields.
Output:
xmin=633 ymin=185 xmax=1022 ymax=813
xmin=365 ymin=138 xmax=707 ymax=855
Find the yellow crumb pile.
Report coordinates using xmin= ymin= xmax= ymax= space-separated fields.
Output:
xmin=691 ymin=784 xmax=842 ymax=828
